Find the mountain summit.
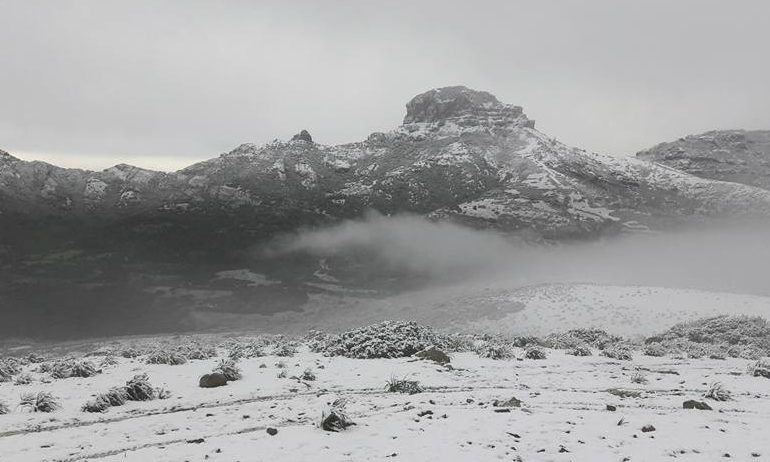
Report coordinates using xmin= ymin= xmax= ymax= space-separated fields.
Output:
xmin=403 ymin=86 xmax=535 ymax=129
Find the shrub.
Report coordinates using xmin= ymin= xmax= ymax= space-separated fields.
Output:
xmin=100 ymin=356 xmax=120 ymax=367
xmin=124 ymin=374 xmax=156 ymax=401
xmin=567 ymin=345 xmax=593 ymax=356
xmin=385 ymin=376 xmax=423 ymax=394
xmin=749 ymin=359 xmax=770 ymax=379
xmin=20 ymin=392 xmax=60 ymax=413
xmin=102 ymin=387 xmax=129 ymax=406
xmin=602 ymin=345 xmax=633 ymax=361
xmin=156 ymin=387 xmax=172 ymax=400
xmin=704 ymin=382 xmax=731 ymax=401
xmin=545 ymin=329 xmax=622 ymax=350
xmin=70 ymin=360 xmax=99 ymax=377
xmin=50 ymin=359 xmax=99 ymax=379
xmin=273 ymin=342 xmax=298 ymax=357
xmin=643 ymin=343 xmax=667 ymax=357
xmin=740 ymin=348 xmax=762 ymax=360
xmin=0 ymin=359 xmax=22 ymax=381
xmin=277 ymin=370 xmax=287 ymax=379
xmin=26 ymin=353 xmax=46 ymax=364
xmin=525 ymin=346 xmax=547 ymax=360
xmin=14 ymin=373 xmax=33 ymax=385
xmin=630 ymin=370 xmax=648 ymax=384
xmin=320 ymin=321 xmax=445 ymax=359
xmin=0 ymin=401 xmax=9 ymax=415
xmin=301 ymin=368 xmax=317 ymax=381
xmin=120 ymin=347 xmax=144 ymax=359
xmin=178 ymin=344 xmax=217 ymax=360
xmin=647 ymin=315 xmax=770 ymax=357
xmin=320 ymin=398 xmax=355 ymax=432
xmin=82 ymin=396 xmax=111 ymax=413
xmin=213 ymin=359 xmax=242 ymax=381
xmin=145 ymin=350 xmax=187 ymax=366
xmin=474 ymin=342 xmax=515 ymax=360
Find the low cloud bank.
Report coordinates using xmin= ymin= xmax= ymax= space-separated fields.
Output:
xmin=271 ymin=213 xmax=770 ymax=296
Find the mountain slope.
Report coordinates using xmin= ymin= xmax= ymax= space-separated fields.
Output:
xmin=636 ymin=130 xmax=770 ymax=191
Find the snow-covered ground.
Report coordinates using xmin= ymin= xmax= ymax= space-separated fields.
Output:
xmin=2 ymin=345 xmax=769 ymax=461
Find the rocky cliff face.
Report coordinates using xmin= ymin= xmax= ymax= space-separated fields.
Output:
xmin=636 ymin=130 xmax=770 ymax=191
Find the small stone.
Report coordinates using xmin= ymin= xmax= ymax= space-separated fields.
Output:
xmin=266 ymin=427 xmax=278 ymax=436
xmin=683 ymin=400 xmax=713 ymax=410
xmin=606 ymin=404 xmax=617 ymax=411
xmin=642 ymin=425 xmax=656 ymax=433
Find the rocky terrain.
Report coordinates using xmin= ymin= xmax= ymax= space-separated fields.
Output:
xmin=638 ymin=130 xmax=770 ymax=191
xmin=3 ymin=86 xmax=770 ymax=339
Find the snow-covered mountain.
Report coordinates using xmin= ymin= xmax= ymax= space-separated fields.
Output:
xmin=3 ymin=86 xmax=770 ymax=339
xmin=3 ymin=86 xmax=770 ymax=241
xmin=637 ymin=129 xmax=770 ymax=191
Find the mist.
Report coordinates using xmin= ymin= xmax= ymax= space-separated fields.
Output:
xmin=275 ymin=213 xmax=770 ymax=297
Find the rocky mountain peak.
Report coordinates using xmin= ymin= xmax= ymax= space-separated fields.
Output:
xmin=402 ymin=86 xmax=534 ymax=130
xmin=0 ymin=149 xmax=19 ymax=163
xmin=291 ymin=129 xmax=313 ymax=143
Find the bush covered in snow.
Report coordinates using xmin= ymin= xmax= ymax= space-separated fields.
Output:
xmin=602 ymin=344 xmax=633 ymax=361
xmin=0 ymin=401 xmax=9 ymax=415
xmin=20 ymin=392 xmax=60 ymax=413
xmin=545 ymin=328 xmax=622 ymax=350
xmin=14 ymin=373 xmax=33 ymax=385
xmin=385 ymin=376 xmax=423 ymax=394
xmin=124 ymin=373 xmax=157 ymax=401
xmin=567 ymin=345 xmax=593 ymax=356
xmin=0 ymin=358 xmax=23 ymax=382
xmin=525 ymin=346 xmax=547 ymax=360
xmin=704 ymin=382 xmax=731 ymax=401
xmin=145 ymin=350 xmax=188 ymax=366
xmin=320 ymin=321 xmax=447 ymax=359
xmin=749 ymin=359 xmax=770 ymax=379
xmin=320 ymin=398 xmax=355 ymax=432
xmin=474 ymin=341 xmax=515 ymax=360
xmin=643 ymin=343 xmax=668 ymax=357
xmin=50 ymin=359 xmax=99 ymax=379
xmin=213 ymin=359 xmax=242 ymax=381
xmin=646 ymin=315 xmax=770 ymax=357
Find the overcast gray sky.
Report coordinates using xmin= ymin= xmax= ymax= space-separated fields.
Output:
xmin=2 ymin=0 xmax=769 ymax=171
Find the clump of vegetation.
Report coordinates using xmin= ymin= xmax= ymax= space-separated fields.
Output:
xmin=277 ymin=370 xmax=287 ymax=379
xmin=545 ymin=328 xmax=622 ymax=350
xmin=385 ymin=376 xmax=423 ymax=394
xmin=124 ymin=373 xmax=156 ymax=401
xmin=50 ymin=359 xmax=99 ymax=379
xmin=178 ymin=343 xmax=217 ymax=360
xmin=120 ymin=347 xmax=145 ymax=359
xmin=272 ymin=342 xmax=299 ymax=357
xmin=213 ymin=359 xmax=242 ymax=381
xmin=0 ymin=401 xmax=9 ymax=415
xmin=525 ymin=346 xmax=547 ymax=360
xmin=602 ymin=344 xmax=633 ymax=361
xmin=156 ymin=387 xmax=173 ymax=400
xmin=320 ymin=321 xmax=447 ymax=359
xmin=630 ymin=370 xmax=648 ymax=385
xmin=20 ymin=392 xmax=60 ymax=413
xmin=100 ymin=356 xmax=120 ymax=368
xmin=320 ymin=398 xmax=355 ymax=432
xmin=646 ymin=315 xmax=770 ymax=357
xmin=26 ymin=353 xmax=46 ymax=364
xmin=101 ymin=387 xmax=129 ymax=406
xmin=749 ymin=359 xmax=770 ymax=379
xmin=0 ymin=358 xmax=23 ymax=382
xmin=145 ymin=350 xmax=187 ymax=366
xmin=567 ymin=345 xmax=593 ymax=356
xmin=474 ymin=341 xmax=515 ymax=360
xmin=704 ymin=382 xmax=731 ymax=401
xmin=301 ymin=368 xmax=317 ymax=381
xmin=82 ymin=396 xmax=111 ymax=413
xmin=643 ymin=343 xmax=667 ymax=357
xmin=14 ymin=373 xmax=33 ymax=385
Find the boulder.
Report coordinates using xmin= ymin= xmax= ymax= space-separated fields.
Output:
xmin=683 ymin=400 xmax=712 ymax=410
xmin=199 ymin=373 xmax=228 ymax=388
xmin=415 ymin=346 xmax=450 ymax=365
